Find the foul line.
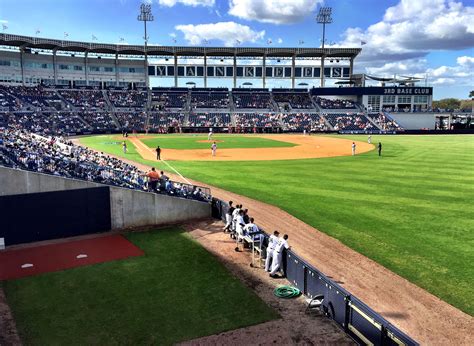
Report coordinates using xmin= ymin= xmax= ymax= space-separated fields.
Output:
xmin=129 ymin=137 xmax=193 ymax=185
xmin=160 ymin=159 xmax=192 ymax=185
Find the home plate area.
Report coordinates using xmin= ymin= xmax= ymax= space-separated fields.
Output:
xmin=0 ymin=235 xmax=144 ymax=280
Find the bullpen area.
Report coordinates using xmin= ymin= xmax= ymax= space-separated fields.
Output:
xmin=2 ymin=227 xmax=278 ymax=345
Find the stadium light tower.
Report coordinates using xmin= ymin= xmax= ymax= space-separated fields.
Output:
xmin=138 ymin=3 xmax=154 ymax=89
xmin=317 ymin=7 xmax=332 ymax=87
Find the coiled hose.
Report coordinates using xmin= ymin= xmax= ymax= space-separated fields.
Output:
xmin=273 ymin=285 xmax=301 ymax=299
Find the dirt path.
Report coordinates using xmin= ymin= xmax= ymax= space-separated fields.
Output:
xmin=77 ymin=138 xmax=474 ymax=345
xmin=0 ymin=288 xmax=21 ymax=346
xmin=126 ymin=134 xmax=373 ymax=161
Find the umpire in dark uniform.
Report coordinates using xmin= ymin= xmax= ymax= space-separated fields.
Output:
xmin=378 ymin=142 xmax=382 ymax=156
xmin=156 ymin=146 xmax=161 ymax=160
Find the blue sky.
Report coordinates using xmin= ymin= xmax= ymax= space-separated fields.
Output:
xmin=0 ymin=0 xmax=473 ymax=99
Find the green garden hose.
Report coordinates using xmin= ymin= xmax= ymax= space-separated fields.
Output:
xmin=273 ymin=285 xmax=301 ymax=299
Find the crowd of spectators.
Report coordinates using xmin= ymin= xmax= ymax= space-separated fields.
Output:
xmin=315 ymin=97 xmax=357 ymax=109
xmin=233 ymin=92 xmax=272 ymax=109
xmin=58 ymin=90 xmax=107 ymax=109
xmin=1 ymin=112 xmax=53 ymax=135
xmin=0 ymin=127 xmax=211 ymax=201
xmin=325 ymin=113 xmax=374 ymax=131
xmin=0 ymin=87 xmax=24 ymax=111
xmin=188 ymin=113 xmax=231 ymax=127
xmin=280 ymin=113 xmax=326 ymax=132
xmin=148 ymin=112 xmax=184 ymax=132
xmin=190 ymin=92 xmax=229 ymax=109
xmin=80 ymin=111 xmax=118 ymax=132
xmin=107 ymin=91 xmax=147 ymax=108
xmin=234 ymin=112 xmax=280 ymax=128
xmin=3 ymin=86 xmax=61 ymax=109
xmin=151 ymin=91 xmax=188 ymax=109
xmin=115 ymin=112 xmax=147 ymax=132
xmin=367 ymin=113 xmax=403 ymax=131
xmin=273 ymin=93 xmax=314 ymax=110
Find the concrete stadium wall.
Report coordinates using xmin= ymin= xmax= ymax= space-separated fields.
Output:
xmin=0 ymin=166 xmax=211 ymax=229
xmin=390 ymin=113 xmax=436 ymax=130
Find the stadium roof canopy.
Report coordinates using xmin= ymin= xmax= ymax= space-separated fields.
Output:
xmin=0 ymin=33 xmax=361 ymax=59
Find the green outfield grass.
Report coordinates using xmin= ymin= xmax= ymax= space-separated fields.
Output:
xmin=82 ymin=134 xmax=474 ymax=315
xmin=139 ymin=134 xmax=296 ymax=150
xmin=3 ymin=228 xmax=278 ymax=345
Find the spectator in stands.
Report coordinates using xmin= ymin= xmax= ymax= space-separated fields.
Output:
xmin=145 ymin=167 xmax=160 ymax=192
xmin=265 ymin=230 xmax=280 ymax=272
xmin=270 ymin=234 xmax=291 ymax=277
xmin=159 ymin=170 xmax=168 ymax=191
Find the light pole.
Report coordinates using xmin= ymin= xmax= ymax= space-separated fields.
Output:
xmin=317 ymin=7 xmax=332 ymax=87
xmin=138 ymin=3 xmax=154 ymax=89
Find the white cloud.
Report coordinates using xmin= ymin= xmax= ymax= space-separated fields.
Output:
xmin=339 ymin=0 xmax=474 ymax=64
xmin=0 ymin=20 xmax=8 ymax=24
xmin=169 ymin=32 xmax=177 ymax=38
xmin=362 ymin=55 xmax=474 ymax=88
xmin=157 ymin=0 xmax=214 ymax=7
xmin=228 ymin=0 xmax=323 ymax=24
xmin=457 ymin=56 xmax=474 ymax=67
xmin=277 ymin=38 xmax=283 ymax=44
xmin=175 ymin=21 xmax=265 ymax=46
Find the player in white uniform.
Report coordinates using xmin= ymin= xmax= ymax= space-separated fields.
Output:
xmin=265 ymin=231 xmax=280 ymax=272
xmin=208 ymin=128 xmax=213 ymax=140
xmin=270 ymin=234 xmax=291 ymax=276
xmin=231 ymin=204 xmax=241 ymax=235
xmin=234 ymin=210 xmax=246 ymax=244
xmin=211 ymin=142 xmax=217 ymax=156
xmin=352 ymin=142 xmax=356 ymax=156
xmin=368 ymin=135 xmax=372 ymax=144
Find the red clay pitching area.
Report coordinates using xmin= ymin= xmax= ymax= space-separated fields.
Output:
xmin=0 ymin=235 xmax=144 ymax=280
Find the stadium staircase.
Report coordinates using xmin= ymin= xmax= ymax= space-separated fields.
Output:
xmin=102 ymin=90 xmax=114 ymax=111
xmin=318 ymin=114 xmax=335 ymax=131
xmin=269 ymin=93 xmax=279 ymax=112
xmin=364 ymin=113 xmax=383 ymax=130
xmin=228 ymin=91 xmax=236 ymax=111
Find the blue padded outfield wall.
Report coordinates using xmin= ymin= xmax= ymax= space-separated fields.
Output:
xmin=212 ymin=199 xmax=418 ymax=346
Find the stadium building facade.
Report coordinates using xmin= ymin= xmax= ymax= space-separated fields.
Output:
xmin=0 ymin=33 xmax=438 ymax=133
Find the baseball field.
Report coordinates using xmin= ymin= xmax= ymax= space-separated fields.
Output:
xmin=80 ymin=133 xmax=474 ymax=317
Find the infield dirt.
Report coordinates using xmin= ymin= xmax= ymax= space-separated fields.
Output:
xmin=124 ymin=134 xmax=374 ymax=161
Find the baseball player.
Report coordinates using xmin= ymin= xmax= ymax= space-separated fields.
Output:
xmin=368 ymin=135 xmax=372 ymax=144
xmin=231 ymin=204 xmax=241 ymax=236
xmin=352 ymin=142 xmax=356 ymax=156
xmin=265 ymin=230 xmax=280 ymax=272
xmin=270 ymin=234 xmax=291 ymax=277
xmin=122 ymin=141 xmax=127 ymax=154
xmin=234 ymin=210 xmax=246 ymax=247
xmin=223 ymin=201 xmax=234 ymax=232
xmin=208 ymin=128 xmax=213 ymax=140
xmin=244 ymin=218 xmax=260 ymax=240
xmin=211 ymin=141 xmax=217 ymax=156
